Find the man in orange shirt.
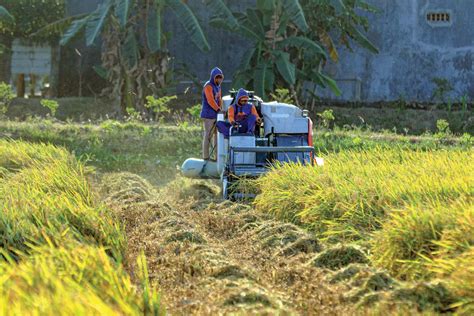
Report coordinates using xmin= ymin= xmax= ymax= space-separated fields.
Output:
xmin=200 ymin=67 xmax=224 ymax=160
xmin=217 ymin=88 xmax=260 ymax=138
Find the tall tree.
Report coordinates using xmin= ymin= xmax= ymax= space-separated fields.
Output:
xmin=56 ymin=0 xmax=210 ymax=115
xmin=207 ymin=0 xmax=379 ymax=103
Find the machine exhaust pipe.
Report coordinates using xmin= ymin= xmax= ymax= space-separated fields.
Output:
xmin=216 ymin=113 xmax=226 ymax=177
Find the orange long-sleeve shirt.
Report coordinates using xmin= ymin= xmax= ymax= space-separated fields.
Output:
xmin=204 ymin=85 xmax=222 ymax=112
xmin=228 ymin=105 xmax=260 ymax=124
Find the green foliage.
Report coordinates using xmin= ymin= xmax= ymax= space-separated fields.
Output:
xmin=125 ymin=106 xmax=142 ymax=121
xmin=209 ymin=0 xmax=378 ymax=99
xmin=435 ymin=119 xmax=451 ymax=139
xmin=0 ymin=5 xmax=14 ymax=24
xmin=145 ymin=95 xmax=176 ymax=122
xmin=187 ymin=104 xmax=202 ymax=122
xmin=0 ymin=82 xmax=14 ymax=115
xmin=460 ymin=94 xmax=469 ymax=112
xmin=431 ymin=77 xmax=454 ymax=103
xmin=57 ymin=0 xmax=209 ymax=114
xmin=270 ymin=88 xmax=294 ymax=104
xmin=40 ymin=99 xmax=59 ymax=117
xmin=0 ymin=0 xmax=65 ymax=42
xmin=317 ymin=109 xmax=335 ymax=128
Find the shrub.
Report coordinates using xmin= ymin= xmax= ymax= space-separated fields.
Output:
xmin=40 ymin=99 xmax=59 ymax=117
xmin=145 ymin=95 xmax=176 ymax=122
xmin=187 ymin=103 xmax=202 ymax=122
xmin=0 ymin=82 xmax=14 ymax=115
xmin=317 ymin=109 xmax=335 ymax=128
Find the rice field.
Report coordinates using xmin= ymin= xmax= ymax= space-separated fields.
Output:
xmin=0 ymin=139 xmax=163 ymax=315
xmin=254 ymin=146 xmax=474 ymax=313
xmin=1 ymin=120 xmax=473 ymax=314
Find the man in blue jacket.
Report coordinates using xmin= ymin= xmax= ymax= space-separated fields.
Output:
xmin=217 ymin=88 xmax=261 ymax=138
xmin=200 ymin=67 xmax=224 ymax=161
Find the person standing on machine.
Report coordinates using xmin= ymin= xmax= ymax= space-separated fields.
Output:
xmin=227 ymin=88 xmax=261 ymax=135
xmin=200 ymin=67 xmax=224 ymax=161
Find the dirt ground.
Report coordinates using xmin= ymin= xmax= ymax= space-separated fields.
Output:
xmin=98 ymin=173 xmax=356 ymax=315
xmin=97 ymin=173 xmax=453 ymax=315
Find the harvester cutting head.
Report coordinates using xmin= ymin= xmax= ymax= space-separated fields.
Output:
xmin=181 ymin=90 xmax=322 ymax=200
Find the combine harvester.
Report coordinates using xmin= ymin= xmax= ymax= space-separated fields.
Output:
xmin=181 ymin=90 xmax=323 ymax=200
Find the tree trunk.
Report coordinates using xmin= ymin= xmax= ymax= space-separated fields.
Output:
xmin=0 ymin=35 xmax=12 ymax=84
xmin=17 ymin=74 xmax=25 ymax=98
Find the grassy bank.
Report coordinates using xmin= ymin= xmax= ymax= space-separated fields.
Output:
xmin=0 ymin=139 xmax=163 ymax=314
xmin=0 ymin=119 xmax=471 ymax=186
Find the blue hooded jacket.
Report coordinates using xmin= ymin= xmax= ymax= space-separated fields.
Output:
xmin=230 ymin=88 xmax=254 ymax=123
xmin=201 ymin=67 xmax=224 ymax=119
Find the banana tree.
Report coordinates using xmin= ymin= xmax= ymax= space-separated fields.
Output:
xmin=0 ymin=6 xmax=14 ymax=24
xmin=208 ymin=0 xmax=378 ymax=103
xmin=58 ymin=0 xmax=210 ymax=115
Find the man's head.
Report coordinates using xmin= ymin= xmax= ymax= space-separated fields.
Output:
xmin=238 ymin=95 xmax=249 ymax=106
xmin=210 ymin=67 xmax=224 ymax=86
xmin=214 ymin=74 xmax=223 ymax=86
xmin=235 ymin=88 xmax=249 ymax=106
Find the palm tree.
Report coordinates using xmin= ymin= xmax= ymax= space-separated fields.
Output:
xmin=58 ymin=0 xmax=210 ymax=114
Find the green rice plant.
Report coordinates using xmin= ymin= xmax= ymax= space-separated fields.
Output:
xmin=0 ymin=244 xmax=163 ymax=315
xmin=254 ymin=147 xmax=473 ymax=242
xmin=0 ymin=139 xmax=125 ymax=260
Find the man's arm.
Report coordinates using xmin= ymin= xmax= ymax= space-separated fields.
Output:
xmin=251 ymin=106 xmax=261 ymax=120
xmin=204 ymin=85 xmax=220 ymax=111
xmin=228 ymin=106 xmax=235 ymax=124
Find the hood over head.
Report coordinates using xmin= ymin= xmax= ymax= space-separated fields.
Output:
xmin=209 ymin=67 xmax=224 ymax=86
xmin=235 ymin=88 xmax=249 ymax=105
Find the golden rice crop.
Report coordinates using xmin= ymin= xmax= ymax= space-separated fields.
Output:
xmin=0 ymin=244 xmax=163 ymax=315
xmin=370 ymin=199 xmax=471 ymax=280
xmin=0 ymin=139 xmax=124 ymax=260
xmin=255 ymin=146 xmax=473 ymax=308
xmin=255 ymin=147 xmax=473 ymax=242
xmin=427 ymin=247 xmax=474 ymax=314
xmin=0 ymin=139 xmax=163 ymax=314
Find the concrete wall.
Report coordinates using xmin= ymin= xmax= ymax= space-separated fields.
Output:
xmin=319 ymin=0 xmax=474 ymax=102
xmin=63 ymin=0 xmax=473 ymax=102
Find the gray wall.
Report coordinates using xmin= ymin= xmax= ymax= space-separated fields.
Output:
xmin=64 ymin=0 xmax=473 ymax=102
xmin=319 ymin=0 xmax=474 ymax=102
